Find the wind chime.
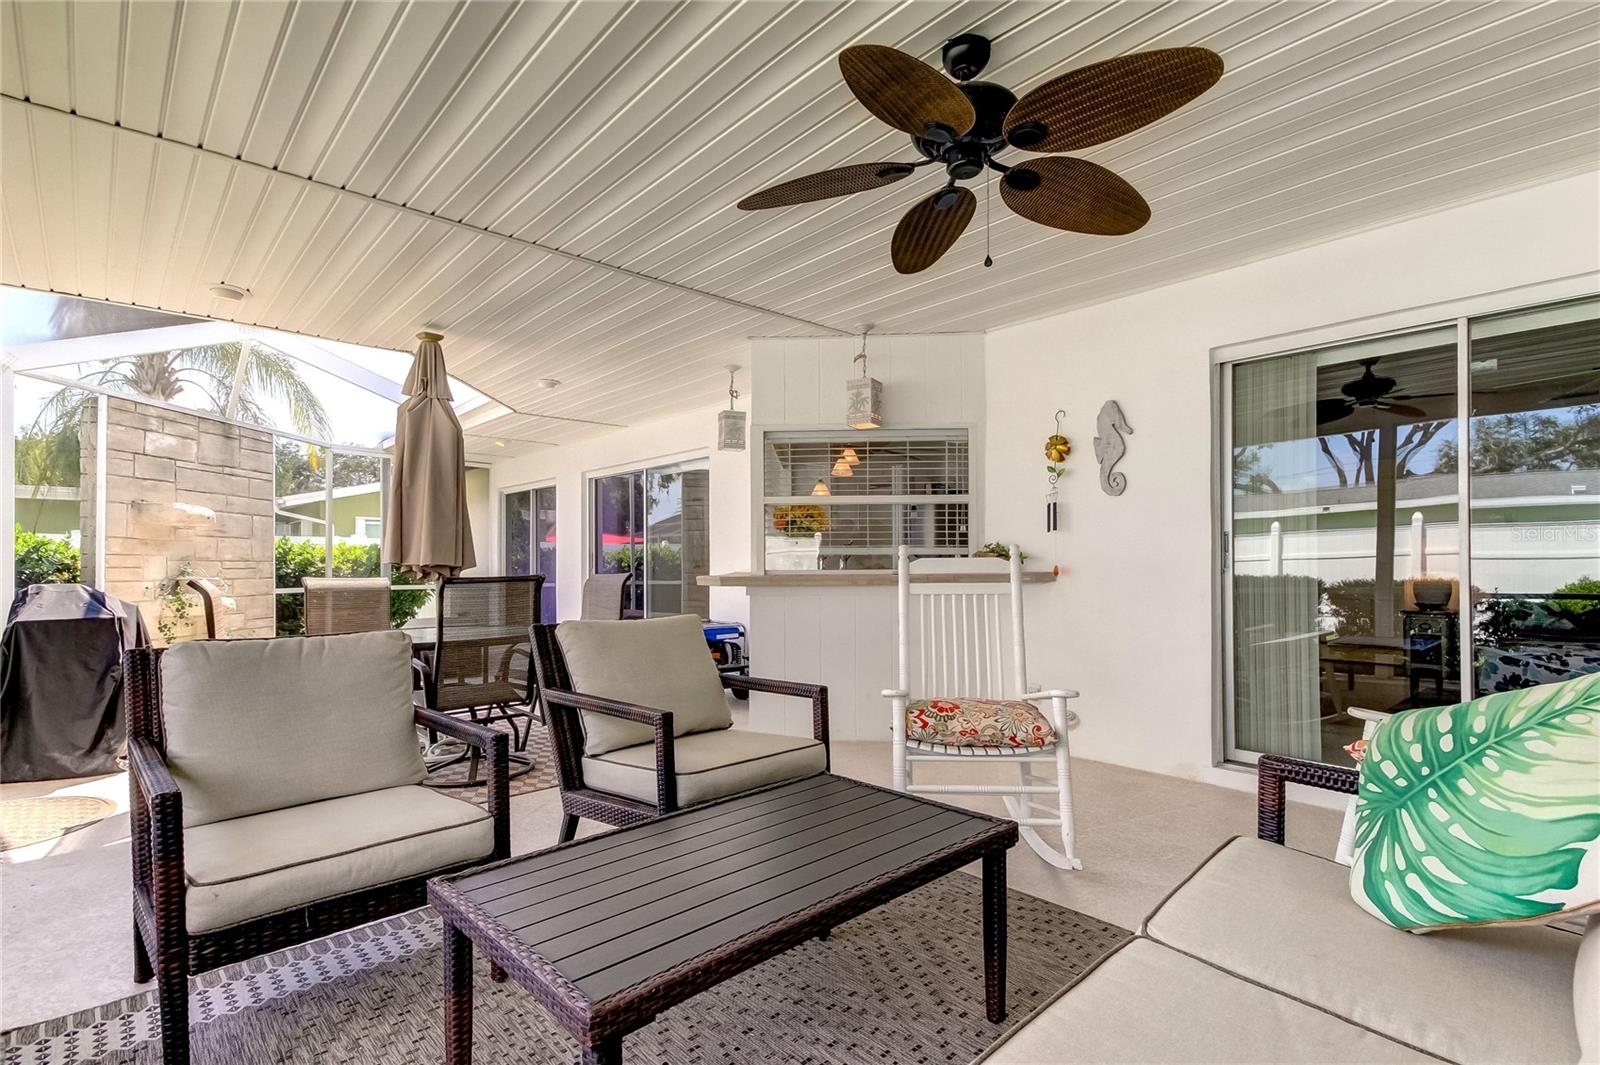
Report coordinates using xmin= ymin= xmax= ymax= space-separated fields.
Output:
xmin=1044 ymin=409 xmax=1069 ymax=532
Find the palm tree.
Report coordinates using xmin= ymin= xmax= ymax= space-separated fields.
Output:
xmin=31 ymin=295 xmax=331 ymax=447
xmin=45 ymin=341 xmax=331 ymax=439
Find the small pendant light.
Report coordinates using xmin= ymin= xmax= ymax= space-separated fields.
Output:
xmin=844 ymin=327 xmax=882 ymax=430
xmin=716 ymin=364 xmax=746 ymax=451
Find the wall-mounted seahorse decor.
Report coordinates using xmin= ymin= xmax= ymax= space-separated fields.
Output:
xmin=1093 ymin=401 xmax=1132 ymax=496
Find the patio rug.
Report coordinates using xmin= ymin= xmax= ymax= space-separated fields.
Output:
xmin=1 ymin=876 xmax=1128 ymax=1064
xmin=0 ymin=796 xmax=117 ymax=852
xmin=425 ymin=718 xmax=559 ymax=800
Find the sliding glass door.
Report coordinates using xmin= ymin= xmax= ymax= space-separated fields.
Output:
xmin=1228 ymin=327 xmax=1460 ymax=763
xmin=503 ymin=485 xmax=556 ymax=623
xmin=1224 ymin=294 xmax=1599 ymax=765
xmin=592 ymin=460 xmax=710 ymax=618
xmin=1468 ymin=302 xmax=1600 ymax=693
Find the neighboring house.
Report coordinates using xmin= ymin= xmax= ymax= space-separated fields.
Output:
xmin=13 ymin=485 xmax=80 ymax=538
xmin=275 ymin=482 xmax=383 ymax=540
xmin=1233 ymin=469 xmax=1600 ymax=592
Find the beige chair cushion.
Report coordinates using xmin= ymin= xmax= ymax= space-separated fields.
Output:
xmin=981 ymin=938 xmax=1431 ymax=1064
xmin=161 ymin=631 xmax=426 ymax=827
xmin=1144 ymin=837 xmax=1583 ymax=1065
xmin=1578 ymin=915 xmax=1600 ymax=1064
xmin=183 ymin=785 xmax=491 ymax=933
xmin=582 ymin=728 xmax=825 ymax=808
xmin=556 ymin=615 xmax=732 ymax=755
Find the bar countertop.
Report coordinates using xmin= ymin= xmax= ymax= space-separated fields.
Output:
xmin=696 ymin=570 xmax=1057 ymax=588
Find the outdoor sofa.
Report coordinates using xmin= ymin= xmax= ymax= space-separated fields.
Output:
xmin=979 ymin=755 xmax=1597 ymax=1064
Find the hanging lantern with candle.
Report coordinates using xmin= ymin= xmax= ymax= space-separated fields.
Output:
xmin=845 ymin=329 xmax=882 ymax=430
xmin=717 ymin=364 xmax=747 ymax=451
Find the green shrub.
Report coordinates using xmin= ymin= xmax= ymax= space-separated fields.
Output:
xmin=14 ymin=525 xmax=81 ymax=588
xmin=274 ymin=538 xmax=432 ymax=636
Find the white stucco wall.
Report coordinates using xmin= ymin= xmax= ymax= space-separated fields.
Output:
xmin=981 ymin=171 xmax=1600 ymax=792
xmin=487 ymin=402 xmax=752 ymax=625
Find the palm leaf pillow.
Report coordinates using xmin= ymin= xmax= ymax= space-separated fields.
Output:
xmin=1350 ymin=672 xmax=1600 ymax=931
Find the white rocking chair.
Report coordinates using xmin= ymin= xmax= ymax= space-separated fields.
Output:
xmin=884 ymin=544 xmax=1083 ymax=870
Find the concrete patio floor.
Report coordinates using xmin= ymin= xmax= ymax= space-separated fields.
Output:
xmin=0 ymin=737 xmax=1341 ymax=1032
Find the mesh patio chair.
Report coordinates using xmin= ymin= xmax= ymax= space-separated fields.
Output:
xmin=417 ymin=575 xmax=542 ymax=786
xmin=302 ymin=576 xmax=391 ymax=636
xmin=581 ymin=572 xmax=632 ymax=620
xmin=180 ymin=578 xmax=226 ymax=639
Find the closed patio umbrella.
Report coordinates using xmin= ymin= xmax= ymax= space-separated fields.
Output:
xmin=384 ymin=331 xmax=475 ymax=580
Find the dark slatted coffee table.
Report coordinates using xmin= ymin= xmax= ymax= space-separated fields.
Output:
xmin=428 ymin=773 xmax=1017 ymax=1064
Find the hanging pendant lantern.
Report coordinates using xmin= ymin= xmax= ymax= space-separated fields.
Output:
xmin=840 ymin=446 xmax=861 ymax=466
xmin=845 ymin=329 xmax=882 ymax=430
xmin=717 ymin=363 xmax=747 ymax=451
xmin=811 ymin=479 xmax=831 ymax=497
xmin=831 ymin=456 xmax=852 ymax=477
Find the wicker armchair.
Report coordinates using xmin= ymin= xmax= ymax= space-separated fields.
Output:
xmin=530 ymin=615 xmax=829 ymax=842
xmin=127 ymin=632 xmax=509 ymax=1065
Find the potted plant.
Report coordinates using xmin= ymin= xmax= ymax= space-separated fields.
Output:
xmin=766 ymin=505 xmax=829 ymax=571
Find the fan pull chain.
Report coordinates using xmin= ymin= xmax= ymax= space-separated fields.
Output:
xmin=983 ymin=167 xmax=993 ymax=268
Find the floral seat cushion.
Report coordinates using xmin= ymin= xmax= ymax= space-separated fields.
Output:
xmin=906 ymin=698 xmax=1056 ymax=749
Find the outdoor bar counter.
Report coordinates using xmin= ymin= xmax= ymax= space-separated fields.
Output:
xmin=697 ymin=569 xmax=1056 ymax=741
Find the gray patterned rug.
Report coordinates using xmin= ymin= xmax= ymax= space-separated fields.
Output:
xmin=426 ymin=717 xmax=559 ymax=798
xmin=2 ymin=875 xmax=1127 ymax=1064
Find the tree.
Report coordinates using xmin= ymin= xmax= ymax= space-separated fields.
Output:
xmin=33 ymin=296 xmax=331 ymax=454
xmin=274 ymin=443 xmax=381 ymax=496
xmin=14 ymin=423 xmax=79 ymax=488
xmin=1232 ymin=445 xmax=1281 ymax=493
xmin=1437 ymin=406 xmax=1600 ymax=474
xmin=1317 ymin=420 xmax=1451 ymax=488
xmin=37 ymin=341 xmax=330 ymax=442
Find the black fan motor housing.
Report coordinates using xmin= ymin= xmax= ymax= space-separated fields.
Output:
xmin=943 ymin=33 xmax=991 ymax=81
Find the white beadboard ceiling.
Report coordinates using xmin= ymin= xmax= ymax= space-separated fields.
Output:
xmin=2 ymin=0 xmax=1597 ymax=455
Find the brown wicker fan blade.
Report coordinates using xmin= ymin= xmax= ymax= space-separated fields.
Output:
xmin=1003 ymin=47 xmax=1223 ymax=152
xmin=737 ymin=162 xmax=917 ymax=210
xmin=840 ymin=44 xmax=976 ymax=139
xmin=1000 ymin=157 xmax=1150 ymax=235
xmin=891 ymin=187 xmax=975 ymax=274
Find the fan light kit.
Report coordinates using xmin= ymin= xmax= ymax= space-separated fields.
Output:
xmin=717 ymin=364 xmax=747 ymax=452
xmin=739 ymin=34 xmax=1224 ymax=274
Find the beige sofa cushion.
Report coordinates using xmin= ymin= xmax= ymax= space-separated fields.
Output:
xmin=556 ymin=615 xmax=732 ymax=755
xmin=1145 ymin=836 xmax=1583 ymax=1065
xmin=1579 ymin=915 xmax=1600 ymax=1064
xmin=184 ymin=785 xmax=491 ymax=932
xmin=582 ymin=728 xmax=825 ymax=807
xmin=161 ymin=632 xmax=426 ymax=827
xmin=981 ymin=938 xmax=1432 ymax=1064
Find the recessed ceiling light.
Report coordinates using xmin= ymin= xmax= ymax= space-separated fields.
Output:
xmin=535 ymin=378 xmax=561 ymax=390
xmin=209 ymin=283 xmax=249 ymax=301
xmin=494 ymin=440 xmax=506 ymax=448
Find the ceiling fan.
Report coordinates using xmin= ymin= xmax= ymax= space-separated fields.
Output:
xmin=1318 ymin=359 xmax=1430 ymax=425
xmin=737 ymin=33 xmax=1223 ymax=274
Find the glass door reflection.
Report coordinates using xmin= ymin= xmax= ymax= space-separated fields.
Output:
xmin=1469 ymin=298 xmax=1600 ymax=693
